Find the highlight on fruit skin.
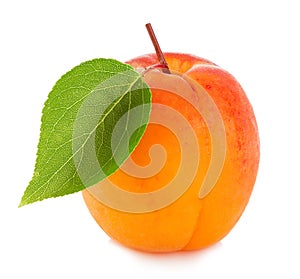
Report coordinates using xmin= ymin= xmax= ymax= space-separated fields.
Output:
xmin=82 ymin=52 xmax=260 ymax=253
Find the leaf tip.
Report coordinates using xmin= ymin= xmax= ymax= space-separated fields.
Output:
xmin=18 ymin=196 xmax=28 ymax=208
xmin=18 ymin=187 xmax=34 ymax=208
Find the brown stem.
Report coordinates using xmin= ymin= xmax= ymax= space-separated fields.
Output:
xmin=145 ymin=23 xmax=171 ymax=74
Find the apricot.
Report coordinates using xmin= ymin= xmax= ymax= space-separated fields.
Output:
xmin=82 ymin=52 xmax=260 ymax=253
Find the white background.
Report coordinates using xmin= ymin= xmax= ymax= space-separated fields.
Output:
xmin=1 ymin=0 xmax=299 ymax=278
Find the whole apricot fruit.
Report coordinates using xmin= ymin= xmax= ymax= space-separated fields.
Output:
xmin=82 ymin=52 xmax=260 ymax=253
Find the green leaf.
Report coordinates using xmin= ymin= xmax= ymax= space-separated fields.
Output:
xmin=19 ymin=58 xmax=151 ymax=207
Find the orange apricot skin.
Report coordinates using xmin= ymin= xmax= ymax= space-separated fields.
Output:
xmin=82 ymin=53 xmax=260 ymax=252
